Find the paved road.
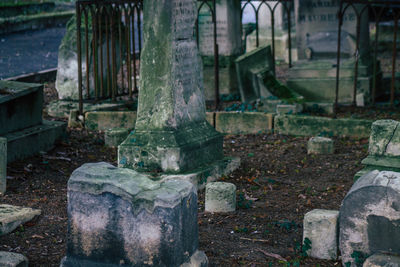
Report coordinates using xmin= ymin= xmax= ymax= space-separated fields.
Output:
xmin=0 ymin=27 xmax=66 ymax=79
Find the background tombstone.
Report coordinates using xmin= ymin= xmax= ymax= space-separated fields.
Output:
xmin=118 ymin=0 xmax=223 ymax=173
xmin=245 ymin=1 xmax=296 ymax=63
xmin=339 ymin=170 xmax=400 ymax=266
xmin=287 ymin=0 xmax=375 ymax=104
xmin=198 ymin=0 xmax=243 ymax=100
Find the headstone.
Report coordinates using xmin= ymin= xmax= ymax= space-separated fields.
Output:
xmin=104 ymin=128 xmax=130 ymax=148
xmin=0 ymin=204 xmax=41 ymax=236
xmin=198 ymin=0 xmax=242 ymax=100
xmin=0 ymin=81 xmax=66 ymax=163
xmin=61 ymin=162 xmax=208 ymax=267
xmin=303 ymin=209 xmax=339 ymax=260
xmin=355 ymin=120 xmax=400 ymax=180
xmin=205 ymin=182 xmax=236 ymax=213
xmin=0 ymin=251 xmax=28 ymax=267
xmin=339 ymin=170 xmax=400 ymax=266
xmin=0 ymin=138 xmax=6 ymax=194
xmin=363 ymin=254 xmax=400 ymax=267
xmin=307 ymin=136 xmax=334 ymax=155
xmin=245 ymin=1 xmax=297 ymax=62
xmin=118 ymin=0 xmax=223 ymax=173
xmin=287 ymin=0 xmax=375 ymax=104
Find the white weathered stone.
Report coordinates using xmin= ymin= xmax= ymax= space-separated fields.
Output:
xmin=363 ymin=254 xmax=400 ymax=267
xmin=0 ymin=204 xmax=41 ymax=236
xmin=205 ymin=182 xmax=236 ymax=212
xmin=339 ymin=170 xmax=400 ymax=266
xmin=0 ymin=251 xmax=28 ymax=267
xmin=307 ymin=137 xmax=334 ymax=155
xmin=0 ymin=137 xmax=6 ymax=194
xmin=303 ymin=209 xmax=339 ymax=260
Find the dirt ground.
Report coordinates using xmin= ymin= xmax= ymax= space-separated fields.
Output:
xmin=0 ymin=124 xmax=368 ymax=266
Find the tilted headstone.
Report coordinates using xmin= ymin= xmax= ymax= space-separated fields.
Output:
xmin=198 ymin=0 xmax=242 ymax=100
xmin=61 ymin=162 xmax=208 ymax=266
xmin=118 ymin=0 xmax=223 ymax=173
xmin=339 ymin=170 xmax=400 ymax=266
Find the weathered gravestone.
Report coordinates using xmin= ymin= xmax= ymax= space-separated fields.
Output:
xmin=118 ymin=0 xmax=223 ymax=173
xmin=198 ymin=0 xmax=242 ymax=100
xmin=287 ymin=0 xmax=375 ymax=104
xmin=246 ymin=1 xmax=297 ymax=62
xmin=0 ymin=204 xmax=41 ymax=236
xmin=355 ymin=120 xmax=400 ymax=180
xmin=61 ymin=162 xmax=208 ymax=267
xmin=339 ymin=170 xmax=400 ymax=266
xmin=0 ymin=81 xmax=66 ymax=164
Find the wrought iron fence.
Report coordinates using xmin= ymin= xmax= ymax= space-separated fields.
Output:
xmin=75 ymin=0 xmax=143 ymax=114
xmin=335 ymin=0 xmax=400 ymax=116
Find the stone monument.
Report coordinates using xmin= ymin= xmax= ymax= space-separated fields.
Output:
xmin=287 ymin=0 xmax=375 ymax=104
xmin=246 ymin=1 xmax=296 ymax=62
xmin=119 ymin=0 xmax=223 ymax=173
xmin=198 ymin=0 xmax=242 ymax=100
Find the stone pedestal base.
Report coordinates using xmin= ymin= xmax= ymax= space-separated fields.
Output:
xmin=61 ymin=162 xmax=207 ymax=267
xmin=118 ymin=121 xmax=223 ymax=173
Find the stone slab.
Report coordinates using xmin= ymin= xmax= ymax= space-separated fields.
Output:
xmin=159 ymin=157 xmax=241 ymax=191
xmin=0 ymin=80 xmax=43 ymax=136
xmin=307 ymin=137 xmax=334 ymax=155
xmin=235 ymin=45 xmax=274 ymax=103
xmin=215 ymin=112 xmax=273 ymax=134
xmin=85 ymin=111 xmax=137 ymax=131
xmin=0 ymin=204 xmax=41 ymax=236
xmin=339 ymin=170 xmax=400 ymax=266
xmin=62 ymin=162 xmax=206 ymax=266
xmin=0 ymin=138 xmax=6 ymax=194
xmin=363 ymin=254 xmax=400 ymax=267
xmin=0 ymin=251 xmax=28 ymax=267
xmin=274 ymin=115 xmax=372 ymax=139
xmin=4 ymin=120 xmax=66 ymax=163
xmin=46 ymin=100 xmax=131 ymax=119
xmin=303 ymin=209 xmax=339 ymax=260
xmin=276 ymin=104 xmax=303 ymax=115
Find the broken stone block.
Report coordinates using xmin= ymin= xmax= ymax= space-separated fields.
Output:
xmin=0 ymin=204 xmax=41 ymax=236
xmin=61 ymin=162 xmax=208 ymax=266
xmin=339 ymin=170 xmax=400 ymax=266
xmin=303 ymin=209 xmax=339 ymax=260
xmin=0 ymin=137 xmax=6 ymax=194
xmin=0 ymin=251 xmax=28 ymax=267
xmin=307 ymin=137 xmax=334 ymax=155
xmin=363 ymin=254 xmax=400 ymax=267
xmin=104 ymin=128 xmax=130 ymax=148
xmin=276 ymin=104 xmax=303 ymax=115
xmin=205 ymin=182 xmax=236 ymax=213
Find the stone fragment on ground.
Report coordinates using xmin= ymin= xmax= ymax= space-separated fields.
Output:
xmin=303 ymin=209 xmax=338 ymax=260
xmin=61 ymin=162 xmax=207 ymax=266
xmin=205 ymin=182 xmax=236 ymax=213
xmin=0 ymin=204 xmax=41 ymax=236
xmin=363 ymin=254 xmax=400 ymax=267
xmin=0 ymin=251 xmax=28 ymax=267
xmin=339 ymin=170 xmax=400 ymax=266
xmin=307 ymin=136 xmax=334 ymax=155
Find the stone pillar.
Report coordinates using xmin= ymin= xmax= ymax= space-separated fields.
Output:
xmin=198 ymin=0 xmax=242 ymax=100
xmin=118 ymin=0 xmax=223 ymax=173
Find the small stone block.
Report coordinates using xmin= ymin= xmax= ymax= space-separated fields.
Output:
xmin=104 ymin=128 xmax=130 ymax=148
xmin=0 ymin=204 xmax=41 ymax=236
xmin=67 ymin=110 xmax=82 ymax=128
xmin=0 ymin=137 xmax=6 ymax=194
xmin=276 ymin=104 xmax=303 ymax=115
xmin=363 ymin=254 xmax=400 ymax=267
xmin=307 ymin=137 xmax=334 ymax=155
xmin=205 ymin=182 xmax=236 ymax=213
xmin=0 ymin=251 xmax=28 ymax=267
xmin=303 ymin=209 xmax=339 ymax=260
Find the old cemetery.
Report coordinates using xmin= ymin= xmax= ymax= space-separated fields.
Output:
xmin=1 ymin=0 xmax=400 ymax=266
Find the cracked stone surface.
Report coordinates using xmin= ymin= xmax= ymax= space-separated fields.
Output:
xmin=339 ymin=170 xmax=400 ymax=266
